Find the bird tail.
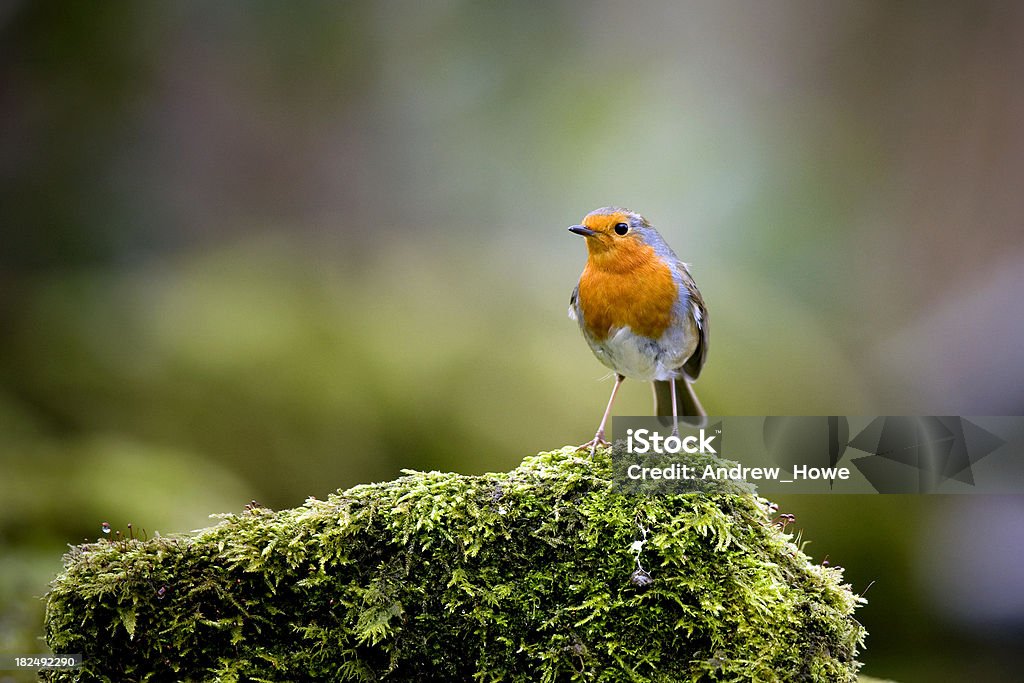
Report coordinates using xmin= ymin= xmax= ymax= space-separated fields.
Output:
xmin=653 ymin=379 xmax=706 ymax=428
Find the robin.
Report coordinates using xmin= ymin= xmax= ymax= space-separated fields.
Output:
xmin=568 ymin=207 xmax=708 ymax=454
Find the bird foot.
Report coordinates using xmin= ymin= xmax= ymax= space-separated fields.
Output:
xmin=576 ymin=433 xmax=610 ymax=457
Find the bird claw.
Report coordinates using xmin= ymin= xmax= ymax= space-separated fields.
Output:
xmin=576 ymin=434 xmax=610 ymax=457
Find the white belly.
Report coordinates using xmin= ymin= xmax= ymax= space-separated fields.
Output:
xmin=588 ymin=323 xmax=697 ymax=381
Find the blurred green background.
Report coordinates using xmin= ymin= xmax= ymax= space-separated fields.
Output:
xmin=2 ymin=2 xmax=1023 ymax=681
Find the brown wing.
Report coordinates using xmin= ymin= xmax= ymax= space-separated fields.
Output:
xmin=682 ymin=272 xmax=708 ymax=381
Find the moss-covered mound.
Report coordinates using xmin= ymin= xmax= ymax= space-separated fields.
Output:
xmin=43 ymin=447 xmax=865 ymax=681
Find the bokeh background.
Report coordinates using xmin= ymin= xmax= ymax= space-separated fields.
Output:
xmin=2 ymin=2 xmax=1023 ymax=681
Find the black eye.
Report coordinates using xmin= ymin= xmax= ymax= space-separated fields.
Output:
xmin=614 ymin=222 xmax=629 ymax=235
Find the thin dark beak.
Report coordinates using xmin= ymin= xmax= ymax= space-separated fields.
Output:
xmin=568 ymin=225 xmax=598 ymax=237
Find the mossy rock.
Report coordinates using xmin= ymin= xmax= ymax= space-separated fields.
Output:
xmin=43 ymin=447 xmax=865 ymax=681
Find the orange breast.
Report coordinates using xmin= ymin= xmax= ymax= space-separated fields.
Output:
xmin=577 ymin=240 xmax=677 ymax=341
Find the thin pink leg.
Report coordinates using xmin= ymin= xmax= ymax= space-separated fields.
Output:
xmin=670 ymin=377 xmax=679 ymax=437
xmin=579 ymin=374 xmax=625 ymax=456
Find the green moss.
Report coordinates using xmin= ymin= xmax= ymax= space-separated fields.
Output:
xmin=43 ymin=447 xmax=865 ymax=681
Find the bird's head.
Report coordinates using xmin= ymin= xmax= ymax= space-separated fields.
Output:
xmin=568 ymin=207 xmax=660 ymax=265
